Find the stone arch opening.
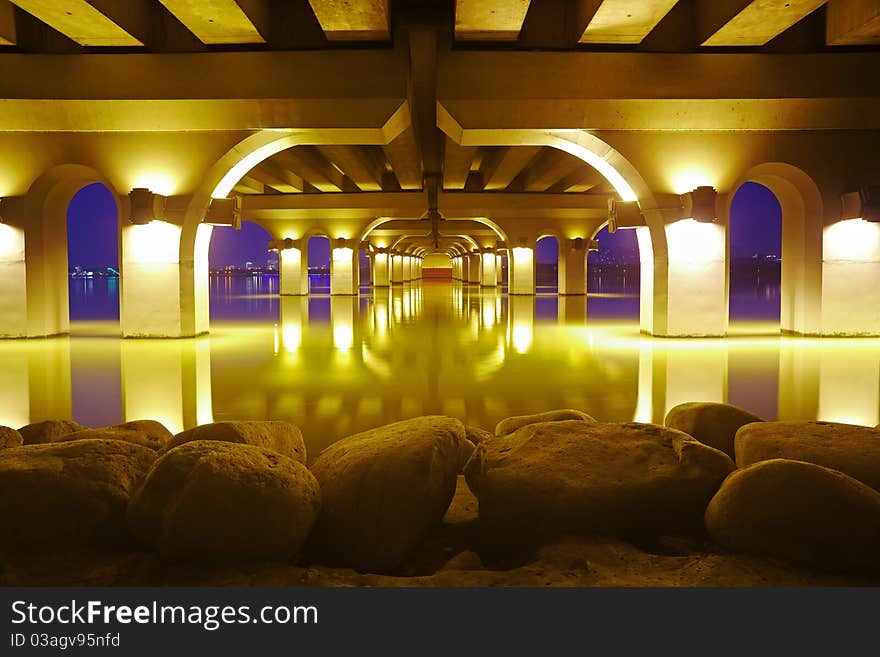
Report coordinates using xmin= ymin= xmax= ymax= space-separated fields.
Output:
xmin=724 ymin=162 xmax=823 ymax=335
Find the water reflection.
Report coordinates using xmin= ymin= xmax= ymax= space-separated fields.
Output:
xmin=2 ymin=281 xmax=879 ymax=454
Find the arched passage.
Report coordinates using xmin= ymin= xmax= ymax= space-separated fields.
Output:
xmin=728 ymin=182 xmax=782 ymax=329
xmin=208 ymin=220 xmax=278 ymax=322
xmin=535 ymin=235 xmax=559 ymax=293
xmin=724 ymin=162 xmax=823 ymax=335
xmin=0 ymin=165 xmax=122 ymax=338
xmin=587 ymin=223 xmax=641 ymax=321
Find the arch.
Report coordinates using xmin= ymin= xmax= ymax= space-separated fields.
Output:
xmin=358 ymin=216 xmax=509 ymax=245
xmin=11 ymin=165 xmax=122 ymax=337
xmin=723 ymin=162 xmax=823 ymax=335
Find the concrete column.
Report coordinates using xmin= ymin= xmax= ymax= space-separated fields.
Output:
xmin=120 ymin=337 xmax=213 ymax=434
xmin=279 ymin=241 xmax=308 ymax=295
xmin=0 ymin=222 xmax=29 ymax=337
xmin=402 ymin=255 xmax=413 ymax=282
xmin=638 ymin=218 xmax=727 ymax=338
xmin=330 ymin=239 xmax=358 ymax=295
xmin=467 ymin=252 xmax=481 ymax=284
xmin=391 ymin=253 xmax=404 ymax=284
xmin=480 ymin=249 xmax=497 ymax=287
xmin=820 ymin=219 xmax=880 ymax=335
xmin=558 ymin=238 xmax=587 ymax=295
xmin=122 ymin=221 xmax=211 ymax=338
xmin=372 ymin=249 xmax=390 ymax=287
xmin=458 ymin=255 xmax=468 ymax=282
xmin=496 ymin=252 xmax=504 ymax=286
xmin=509 ymin=243 xmax=535 ymax=295
xmin=414 ymin=257 xmax=423 ymax=280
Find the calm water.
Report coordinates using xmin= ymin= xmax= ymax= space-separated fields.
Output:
xmin=1 ymin=272 xmax=878 ymax=455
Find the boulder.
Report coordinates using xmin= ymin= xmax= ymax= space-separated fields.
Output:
xmin=705 ymin=459 xmax=880 ymax=572
xmin=57 ymin=420 xmax=173 ymax=451
xmin=495 ymin=409 xmax=595 ymax=437
xmin=465 ymin=426 xmax=492 ymax=445
xmin=735 ymin=421 xmax=880 ymax=490
xmin=18 ymin=419 xmax=87 ymax=445
xmin=465 ymin=421 xmax=734 ymax=537
xmin=0 ymin=439 xmax=156 ymax=552
xmin=165 ymin=421 xmax=306 ymax=463
xmin=665 ymin=402 xmax=763 ymax=458
xmin=458 ymin=439 xmax=477 ymax=472
xmin=127 ymin=441 xmax=320 ymax=561
xmin=0 ymin=425 xmax=22 ymax=449
xmin=308 ymin=416 xmax=466 ymax=572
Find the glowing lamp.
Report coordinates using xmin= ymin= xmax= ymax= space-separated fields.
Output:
xmin=128 ymin=188 xmax=166 ymax=225
xmin=587 ymin=239 xmax=599 ymax=252
xmin=841 ymin=187 xmax=880 ymax=222
xmin=681 ymin=186 xmax=718 ymax=223
xmin=608 ymin=198 xmax=644 ymax=232
xmin=268 ymin=237 xmax=297 ymax=251
xmin=204 ymin=196 xmax=242 ymax=229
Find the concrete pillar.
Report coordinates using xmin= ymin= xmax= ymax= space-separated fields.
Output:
xmin=467 ymin=252 xmax=481 ymax=284
xmin=391 ymin=253 xmax=404 ymax=284
xmin=0 ymin=222 xmax=29 ymax=337
xmin=509 ymin=243 xmax=535 ymax=295
xmin=637 ymin=217 xmax=727 ymax=338
xmin=402 ymin=255 xmax=413 ymax=282
xmin=414 ymin=257 xmax=422 ymax=280
xmin=330 ymin=239 xmax=358 ymax=295
xmin=496 ymin=252 xmax=504 ymax=286
xmin=820 ymin=219 xmax=880 ymax=335
xmin=459 ymin=255 xmax=468 ymax=282
xmin=480 ymin=249 xmax=497 ymax=287
xmin=120 ymin=337 xmax=213 ymax=434
xmin=122 ymin=221 xmax=212 ymax=338
xmin=279 ymin=241 xmax=308 ymax=295
xmin=558 ymin=238 xmax=587 ymax=295
xmin=372 ymin=249 xmax=391 ymax=287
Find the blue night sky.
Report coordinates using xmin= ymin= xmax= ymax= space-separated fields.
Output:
xmin=66 ymin=182 xmax=782 ymax=269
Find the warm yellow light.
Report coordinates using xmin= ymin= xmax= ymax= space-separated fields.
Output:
xmin=823 ymin=218 xmax=880 ymax=262
xmin=125 ymin=221 xmax=181 ymax=264
xmin=670 ymin=167 xmax=715 ymax=196
xmin=0 ymin=223 xmax=24 ymax=260
xmin=131 ymin=171 xmax=175 ymax=197
xmin=282 ymin=323 xmax=302 ymax=352
xmin=212 ymin=143 xmax=285 ymax=199
xmin=665 ymin=218 xmax=725 ymax=263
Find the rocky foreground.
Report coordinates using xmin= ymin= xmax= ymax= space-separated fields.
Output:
xmin=1 ymin=406 xmax=879 ymax=587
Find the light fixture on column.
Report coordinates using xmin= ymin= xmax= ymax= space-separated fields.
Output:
xmin=681 ymin=186 xmax=718 ymax=223
xmin=268 ymin=237 xmax=297 ymax=252
xmin=587 ymin=239 xmax=599 ymax=252
xmin=0 ymin=196 xmax=21 ymax=224
xmin=204 ymin=196 xmax=242 ymax=229
xmin=128 ymin=188 xmax=166 ymax=225
xmin=608 ymin=198 xmax=644 ymax=232
xmin=841 ymin=186 xmax=880 ymax=222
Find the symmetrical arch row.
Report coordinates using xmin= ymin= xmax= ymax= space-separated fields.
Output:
xmin=1 ymin=128 xmax=878 ymax=339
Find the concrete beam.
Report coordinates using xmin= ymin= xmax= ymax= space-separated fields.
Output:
xmin=438 ymin=50 xmax=880 ymax=131
xmin=382 ymin=127 xmax=423 ymax=190
xmin=483 ymin=146 xmax=541 ymax=190
xmin=454 ymin=0 xmax=531 ymax=41
xmin=307 ymin=0 xmax=389 ymax=40
xmin=826 ymin=0 xmax=880 ymax=44
xmin=439 ymin=190 xmax=608 ymax=221
xmin=443 ymin=137 xmax=478 ymax=189
xmin=701 ymin=0 xmax=827 ymax=47
xmin=9 ymin=0 xmax=142 ymax=46
xmin=240 ymin=191 xmax=426 ymax=222
xmin=516 ymin=148 xmax=581 ymax=192
xmin=271 ymin=147 xmax=355 ymax=193
xmin=579 ymin=0 xmax=680 ymax=44
xmin=0 ymin=1 xmax=15 ymax=44
xmin=248 ymin=162 xmax=306 ymax=193
xmin=156 ymin=0 xmax=265 ymax=44
xmin=318 ymin=145 xmax=384 ymax=191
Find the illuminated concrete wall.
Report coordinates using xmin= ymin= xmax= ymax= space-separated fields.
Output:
xmin=280 ymin=243 xmax=308 ymax=295
xmin=509 ymin=246 xmax=534 ymax=295
xmin=0 ymin=224 xmax=28 ymax=337
xmin=821 ymin=219 xmax=880 ymax=335
xmin=372 ymin=251 xmax=390 ymax=287
xmin=330 ymin=245 xmax=358 ymax=295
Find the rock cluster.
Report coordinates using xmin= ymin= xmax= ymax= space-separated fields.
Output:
xmin=1 ymin=405 xmax=879 ymax=582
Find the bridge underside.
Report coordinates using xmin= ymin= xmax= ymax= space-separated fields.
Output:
xmin=1 ymin=0 xmax=879 ymax=338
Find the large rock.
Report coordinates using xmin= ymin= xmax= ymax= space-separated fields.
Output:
xmin=665 ymin=402 xmax=763 ymax=458
xmin=705 ymin=459 xmax=880 ymax=572
xmin=494 ymin=409 xmax=595 ymax=437
xmin=308 ymin=416 xmax=466 ymax=572
xmin=465 ymin=426 xmax=492 ymax=445
xmin=735 ymin=421 xmax=880 ymax=490
xmin=165 ymin=421 xmax=306 ymax=463
xmin=18 ymin=419 xmax=87 ymax=445
xmin=128 ymin=441 xmax=320 ymax=561
xmin=57 ymin=420 xmax=173 ymax=451
xmin=465 ymin=421 xmax=734 ymax=537
xmin=0 ymin=426 xmax=22 ymax=449
xmin=0 ymin=439 xmax=156 ymax=552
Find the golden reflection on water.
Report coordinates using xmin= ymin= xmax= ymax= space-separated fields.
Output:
xmin=1 ymin=281 xmax=879 ymax=453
